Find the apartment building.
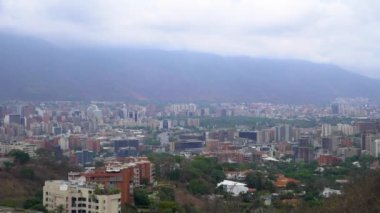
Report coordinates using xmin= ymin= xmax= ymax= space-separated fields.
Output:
xmin=43 ymin=180 xmax=121 ymax=213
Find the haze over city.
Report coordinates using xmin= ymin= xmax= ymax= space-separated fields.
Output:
xmin=1 ymin=0 xmax=380 ymax=78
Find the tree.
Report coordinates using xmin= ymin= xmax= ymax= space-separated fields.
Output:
xmin=211 ymin=169 xmax=225 ymax=183
xmin=245 ymin=172 xmax=263 ymax=191
xmin=134 ymin=188 xmax=150 ymax=207
xmin=187 ymin=179 xmax=210 ymax=195
xmin=158 ymin=187 xmax=175 ymax=201
xmin=168 ymin=169 xmax=181 ymax=180
xmin=9 ymin=150 xmax=30 ymax=164
xmin=3 ymin=161 xmax=14 ymax=171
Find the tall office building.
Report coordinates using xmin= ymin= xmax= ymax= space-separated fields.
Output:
xmin=370 ymin=139 xmax=380 ymax=158
xmin=294 ymin=136 xmax=314 ymax=163
xmin=321 ymin=124 xmax=332 ymax=137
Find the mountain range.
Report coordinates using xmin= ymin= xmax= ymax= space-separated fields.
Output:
xmin=0 ymin=33 xmax=379 ymax=104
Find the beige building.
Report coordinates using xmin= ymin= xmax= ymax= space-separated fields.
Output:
xmin=0 ymin=141 xmax=38 ymax=157
xmin=43 ymin=180 xmax=121 ymax=213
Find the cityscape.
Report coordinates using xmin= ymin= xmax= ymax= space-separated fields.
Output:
xmin=2 ymin=0 xmax=380 ymax=212
xmin=0 ymin=98 xmax=380 ymax=212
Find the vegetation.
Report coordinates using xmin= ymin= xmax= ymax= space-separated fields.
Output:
xmin=302 ymin=170 xmax=380 ymax=212
xmin=0 ymin=148 xmax=80 ymax=209
xmin=200 ymin=116 xmax=318 ymax=129
xmin=146 ymin=150 xmax=380 ymax=212
xmin=20 ymin=167 xmax=35 ymax=180
xmin=22 ymin=189 xmax=47 ymax=212
xmin=94 ymin=186 xmax=120 ymax=195
xmin=9 ymin=150 xmax=30 ymax=164
xmin=134 ymin=188 xmax=150 ymax=207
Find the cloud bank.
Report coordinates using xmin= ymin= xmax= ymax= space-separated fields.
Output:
xmin=1 ymin=0 xmax=380 ymax=78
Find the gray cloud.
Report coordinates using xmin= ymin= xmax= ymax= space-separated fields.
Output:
xmin=0 ymin=0 xmax=380 ymax=78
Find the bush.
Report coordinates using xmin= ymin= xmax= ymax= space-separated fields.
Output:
xmin=158 ymin=201 xmax=179 ymax=213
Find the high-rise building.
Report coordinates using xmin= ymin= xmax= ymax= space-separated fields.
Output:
xmin=321 ymin=137 xmax=332 ymax=153
xmin=4 ymin=114 xmax=21 ymax=125
xmin=239 ymin=131 xmax=258 ymax=142
xmin=170 ymin=139 xmax=204 ymax=153
xmin=321 ymin=124 xmax=332 ymax=137
xmin=161 ymin=119 xmax=172 ymax=129
xmin=294 ymin=136 xmax=314 ymax=163
xmin=370 ymin=139 xmax=380 ymax=158
xmin=331 ymin=104 xmax=339 ymax=115
xmin=75 ymin=150 xmax=94 ymax=166
xmin=113 ymin=138 xmax=139 ymax=153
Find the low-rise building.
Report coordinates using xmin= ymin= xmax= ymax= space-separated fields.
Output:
xmin=0 ymin=141 xmax=38 ymax=157
xmin=43 ymin=180 xmax=121 ymax=213
xmin=217 ymin=180 xmax=249 ymax=196
xmin=321 ymin=187 xmax=342 ymax=198
xmin=82 ymin=157 xmax=154 ymax=204
xmin=317 ymin=154 xmax=342 ymax=166
xmin=275 ymin=174 xmax=300 ymax=188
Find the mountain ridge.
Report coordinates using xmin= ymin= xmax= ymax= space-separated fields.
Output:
xmin=0 ymin=33 xmax=379 ymax=104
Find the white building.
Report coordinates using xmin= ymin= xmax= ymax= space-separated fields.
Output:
xmin=321 ymin=187 xmax=342 ymax=198
xmin=43 ymin=180 xmax=121 ymax=213
xmin=58 ymin=137 xmax=69 ymax=151
xmin=370 ymin=139 xmax=380 ymax=158
xmin=321 ymin=124 xmax=332 ymax=137
xmin=217 ymin=180 xmax=249 ymax=196
xmin=337 ymin=124 xmax=354 ymax=136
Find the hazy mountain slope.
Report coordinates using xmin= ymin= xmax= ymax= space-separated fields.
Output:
xmin=0 ymin=33 xmax=379 ymax=104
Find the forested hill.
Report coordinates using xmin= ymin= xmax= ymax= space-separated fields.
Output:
xmin=1 ymin=33 xmax=380 ymax=104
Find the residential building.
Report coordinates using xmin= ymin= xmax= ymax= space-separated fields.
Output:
xmin=43 ymin=180 xmax=121 ymax=213
xmin=217 ymin=180 xmax=249 ymax=196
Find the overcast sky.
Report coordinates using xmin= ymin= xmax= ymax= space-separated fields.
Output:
xmin=1 ymin=0 xmax=380 ymax=78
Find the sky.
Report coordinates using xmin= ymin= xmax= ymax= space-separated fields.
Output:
xmin=0 ymin=0 xmax=380 ymax=78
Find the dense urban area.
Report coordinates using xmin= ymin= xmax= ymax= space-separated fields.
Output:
xmin=1 ymin=97 xmax=380 ymax=212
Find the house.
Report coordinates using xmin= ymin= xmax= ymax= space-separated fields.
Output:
xmin=275 ymin=174 xmax=300 ymax=188
xmin=217 ymin=180 xmax=249 ymax=196
xmin=321 ymin=187 xmax=342 ymax=198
